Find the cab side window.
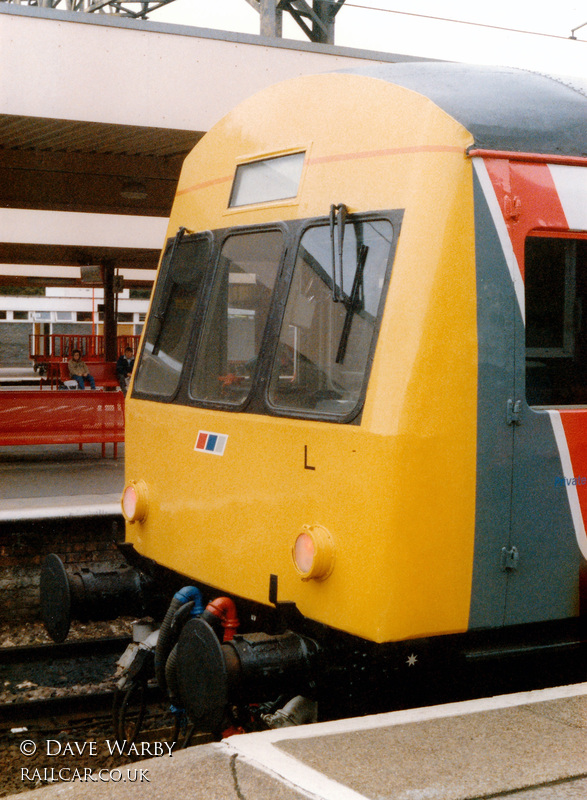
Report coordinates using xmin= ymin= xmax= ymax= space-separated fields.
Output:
xmin=526 ymin=236 xmax=587 ymax=405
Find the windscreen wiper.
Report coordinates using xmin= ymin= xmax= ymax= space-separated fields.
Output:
xmin=335 ymin=243 xmax=368 ymax=364
xmin=329 ymin=204 xmax=347 ymax=302
xmin=153 ymin=226 xmax=186 ymax=323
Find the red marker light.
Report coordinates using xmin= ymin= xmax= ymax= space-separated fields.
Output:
xmin=293 ymin=532 xmax=315 ymax=574
xmin=292 ymin=525 xmax=335 ymax=581
xmin=121 ymin=480 xmax=148 ymax=523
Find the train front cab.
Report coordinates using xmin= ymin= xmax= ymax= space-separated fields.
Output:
xmin=123 ymin=71 xmax=481 ymax=650
xmin=116 ymin=67 xmax=587 ymax=725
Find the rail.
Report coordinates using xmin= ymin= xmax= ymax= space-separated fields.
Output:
xmin=0 ymin=391 xmax=125 ymax=458
xmin=0 ymin=689 xmax=118 ymax=726
xmin=0 ymin=636 xmax=133 ymax=726
xmin=0 ymin=636 xmax=132 ymax=666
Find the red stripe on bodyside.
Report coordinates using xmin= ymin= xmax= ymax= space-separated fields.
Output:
xmin=470 ymin=149 xmax=587 ymax=168
xmin=196 ymin=431 xmax=208 ymax=450
xmin=483 ymin=159 xmax=569 ymax=281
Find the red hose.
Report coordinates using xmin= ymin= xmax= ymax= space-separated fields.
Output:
xmin=205 ymin=597 xmax=240 ymax=641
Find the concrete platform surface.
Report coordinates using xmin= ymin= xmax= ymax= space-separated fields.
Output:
xmin=0 ymin=443 xmax=124 ymax=521
xmin=5 ymin=683 xmax=587 ymax=800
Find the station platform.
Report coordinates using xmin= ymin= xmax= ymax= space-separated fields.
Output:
xmin=0 ymin=366 xmax=39 ymax=388
xmin=0 ymin=442 xmax=124 ymax=522
xmin=5 ymin=682 xmax=586 ymax=800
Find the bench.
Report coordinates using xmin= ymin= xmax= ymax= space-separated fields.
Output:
xmin=41 ymin=361 xmax=120 ymax=391
xmin=0 ymin=391 xmax=125 ymax=458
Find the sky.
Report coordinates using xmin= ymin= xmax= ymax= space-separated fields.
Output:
xmin=148 ymin=0 xmax=587 ymax=77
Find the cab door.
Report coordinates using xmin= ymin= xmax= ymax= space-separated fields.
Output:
xmin=467 ymin=160 xmax=516 ymax=630
xmin=506 ymin=162 xmax=587 ymax=626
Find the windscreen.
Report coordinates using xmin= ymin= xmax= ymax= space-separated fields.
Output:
xmin=133 ymin=213 xmax=396 ymax=420
xmin=190 ymin=229 xmax=284 ymax=406
xmin=268 ymin=218 xmax=393 ymax=417
xmin=133 ymin=235 xmax=210 ymax=397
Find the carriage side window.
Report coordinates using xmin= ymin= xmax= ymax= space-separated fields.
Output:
xmin=190 ymin=229 xmax=283 ymax=406
xmin=133 ymin=234 xmax=210 ymax=398
xmin=268 ymin=218 xmax=393 ymax=418
xmin=526 ymin=236 xmax=587 ymax=405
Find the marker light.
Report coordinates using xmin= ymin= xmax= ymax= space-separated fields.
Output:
xmin=292 ymin=524 xmax=335 ymax=581
xmin=121 ymin=480 xmax=149 ymax=523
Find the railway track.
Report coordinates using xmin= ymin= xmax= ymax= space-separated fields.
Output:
xmin=2 ymin=630 xmax=583 ymax=735
xmin=0 ymin=636 xmax=132 ymax=728
xmin=0 ymin=635 xmax=131 ymax=667
xmin=0 ymin=633 xmax=178 ymax=757
xmin=0 ymin=634 xmax=174 ymax=799
xmin=0 ymin=690 xmax=117 ymax=728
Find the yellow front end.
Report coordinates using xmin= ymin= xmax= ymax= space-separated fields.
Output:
xmin=124 ymin=73 xmax=478 ymax=644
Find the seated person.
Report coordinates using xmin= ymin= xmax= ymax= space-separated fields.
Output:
xmin=116 ymin=347 xmax=135 ymax=394
xmin=67 ymin=349 xmax=96 ymax=390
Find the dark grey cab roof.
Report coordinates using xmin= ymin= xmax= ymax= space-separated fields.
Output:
xmin=350 ymin=62 xmax=587 ymax=158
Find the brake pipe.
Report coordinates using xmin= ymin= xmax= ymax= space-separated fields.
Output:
xmin=204 ymin=597 xmax=240 ymax=641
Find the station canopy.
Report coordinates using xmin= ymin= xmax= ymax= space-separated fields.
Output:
xmin=0 ymin=4 xmax=408 ymax=288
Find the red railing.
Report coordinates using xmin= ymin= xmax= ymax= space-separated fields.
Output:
xmin=29 ymin=334 xmax=141 ymax=363
xmin=0 ymin=391 xmax=125 ymax=458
